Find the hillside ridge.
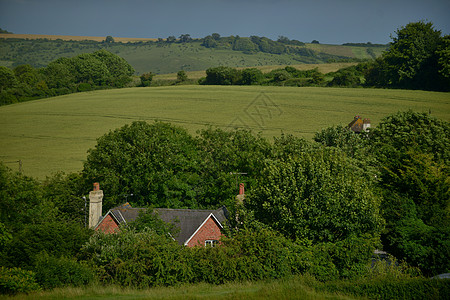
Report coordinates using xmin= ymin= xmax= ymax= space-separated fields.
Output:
xmin=0 ymin=33 xmax=387 ymax=74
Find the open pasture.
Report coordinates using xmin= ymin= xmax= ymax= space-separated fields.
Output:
xmin=0 ymin=86 xmax=448 ymax=179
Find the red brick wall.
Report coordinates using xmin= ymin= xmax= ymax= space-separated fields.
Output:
xmin=187 ymin=216 xmax=224 ymax=247
xmin=96 ymin=214 xmax=120 ymax=234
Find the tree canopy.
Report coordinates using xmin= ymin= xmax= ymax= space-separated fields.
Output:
xmin=369 ymin=111 xmax=449 ymax=275
xmin=365 ymin=21 xmax=450 ymax=91
xmin=247 ymin=137 xmax=383 ymax=244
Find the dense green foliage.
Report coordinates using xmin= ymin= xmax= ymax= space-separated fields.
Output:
xmin=0 ymin=165 xmax=93 ymax=293
xmin=0 ymin=50 xmax=134 ymax=105
xmin=201 ymin=65 xmax=330 ymax=86
xmin=82 ymin=122 xmax=270 ymax=210
xmin=0 ymin=267 xmax=41 ymax=295
xmin=315 ymin=111 xmax=449 ymax=276
xmin=79 ymin=223 xmax=379 ymax=288
xmin=317 ymin=277 xmax=450 ymax=300
xmin=370 ymin=111 xmax=449 ymax=276
xmin=247 ymin=143 xmax=383 ymax=243
xmin=364 ymin=21 xmax=450 ymax=91
xmin=1 ymin=108 xmax=449 ymax=295
xmin=33 ymin=253 xmax=94 ymax=290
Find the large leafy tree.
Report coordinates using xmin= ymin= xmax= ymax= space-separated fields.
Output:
xmin=369 ymin=111 xmax=449 ymax=275
xmin=83 ymin=121 xmax=202 ymax=210
xmin=92 ymin=49 xmax=134 ymax=87
xmin=42 ymin=50 xmax=134 ymax=89
xmin=195 ymin=127 xmax=272 ymax=207
xmin=247 ymin=136 xmax=383 ymax=243
xmin=0 ymin=164 xmax=90 ymax=269
xmin=365 ymin=21 xmax=449 ymax=91
xmin=0 ymin=66 xmax=17 ymax=92
xmin=82 ymin=122 xmax=272 ymax=210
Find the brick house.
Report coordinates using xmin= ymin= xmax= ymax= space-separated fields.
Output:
xmin=95 ymin=203 xmax=229 ymax=247
xmin=88 ymin=183 xmax=229 ymax=247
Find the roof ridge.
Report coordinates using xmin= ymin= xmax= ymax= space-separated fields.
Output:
xmin=155 ymin=208 xmax=219 ymax=212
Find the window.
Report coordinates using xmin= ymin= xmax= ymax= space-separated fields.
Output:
xmin=205 ymin=240 xmax=219 ymax=247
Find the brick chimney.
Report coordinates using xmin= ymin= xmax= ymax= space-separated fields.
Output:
xmin=236 ymin=183 xmax=245 ymax=204
xmin=89 ymin=182 xmax=103 ymax=228
xmin=363 ymin=118 xmax=371 ymax=132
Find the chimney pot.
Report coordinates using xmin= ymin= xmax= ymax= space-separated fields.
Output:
xmin=89 ymin=183 xmax=103 ymax=228
xmin=239 ymin=183 xmax=245 ymax=195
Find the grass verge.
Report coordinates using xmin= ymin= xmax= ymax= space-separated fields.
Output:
xmin=0 ymin=276 xmax=356 ymax=300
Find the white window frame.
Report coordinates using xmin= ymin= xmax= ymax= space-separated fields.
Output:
xmin=205 ymin=239 xmax=219 ymax=247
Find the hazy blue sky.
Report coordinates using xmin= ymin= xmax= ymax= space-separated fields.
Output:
xmin=1 ymin=0 xmax=449 ymax=44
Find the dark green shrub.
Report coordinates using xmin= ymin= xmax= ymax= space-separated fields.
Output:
xmin=80 ymin=228 xmax=193 ymax=288
xmin=0 ymin=267 xmax=41 ymax=295
xmin=239 ymin=68 xmax=264 ymax=85
xmin=77 ymin=82 xmax=92 ymax=92
xmin=191 ymin=225 xmax=308 ymax=284
xmin=176 ymin=70 xmax=188 ymax=82
xmin=320 ymin=235 xmax=377 ymax=279
xmin=2 ymin=221 xmax=91 ymax=269
xmin=319 ymin=278 xmax=450 ymax=300
xmin=33 ymin=253 xmax=94 ymax=289
xmin=283 ymin=78 xmax=310 ymax=86
xmin=203 ymin=66 xmax=241 ymax=85
xmin=140 ymin=72 xmax=154 ymax=87
xmin=328 ymin=70 xmax=361 ymax=87
xmin=270 ymin=69 xmax=292 ymax=83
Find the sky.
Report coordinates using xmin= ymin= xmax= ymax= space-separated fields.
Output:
xmin=0 ymin=0 xmax=449 ymax=44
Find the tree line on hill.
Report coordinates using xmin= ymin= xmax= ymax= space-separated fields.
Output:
xmin=199 ymin=65 xmax=354 ymax=87
xmin=0 ymin=32 xmax=368 ymax=76
xmin=0 ymin=28 xmax=12 ymax=34
xmin=0 ymin=49 xmax=134 ymax=105
xmin=200 ymin=21 xmax=449 ymax=91
xmin=0 ymin=110 xmax=448 ymax=295
xmin=2 ymin=20 xmax=446 ymax=104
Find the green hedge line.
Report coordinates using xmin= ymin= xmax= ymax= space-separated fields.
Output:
xmin=317 ymin=278 xmax=450 ymax=300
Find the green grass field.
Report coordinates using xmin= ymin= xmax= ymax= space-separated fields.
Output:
xmin=0 ymin=276 xmax=355 ymax=300
xmin=1 ymin=86 xmax=449 ymax=179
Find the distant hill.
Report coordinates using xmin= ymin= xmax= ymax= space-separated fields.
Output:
xmin=0 ymin=34 xmax=387 ymax=74
xmin=0 ymin=33 xmax=157 ymax=42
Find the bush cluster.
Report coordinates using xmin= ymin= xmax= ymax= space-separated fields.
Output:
xmin=79 ymin=224 xmax=379 ymax=288
xmin=0 ymin=267 xmax=41 ymax=295
xmin=200 ymin=66 xmax=331 ymax=86
xmin=33 ymin=253 xmax=94 ymax=290
xmin=0 ymin=50 xmax=134 ymax=106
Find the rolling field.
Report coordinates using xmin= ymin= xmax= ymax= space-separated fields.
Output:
xmin=0 ymin=33 xmax=157 ymax=43
xmin=1 ymin=86 xmax=449 ymax=179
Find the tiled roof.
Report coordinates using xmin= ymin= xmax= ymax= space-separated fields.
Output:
xmin=106 ymin=204 xmax=229 ymax=245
